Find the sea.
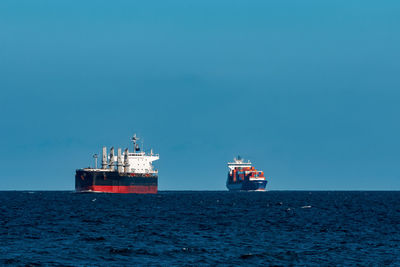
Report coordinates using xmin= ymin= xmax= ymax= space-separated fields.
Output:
xmin=1 ymin=191 xmax=399 ymax=266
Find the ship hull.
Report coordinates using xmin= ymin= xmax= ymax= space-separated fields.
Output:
xmin=75 ymin=170 xmax=157 ymax=194
xmin=226 ymin=180 xmax=267 ymax=191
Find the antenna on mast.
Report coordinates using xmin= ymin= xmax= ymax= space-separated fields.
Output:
xmin=131 ymin=134 xmax=141 ymax=152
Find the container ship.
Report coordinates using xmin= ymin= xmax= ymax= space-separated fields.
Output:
xmin=226 ymin=156 xmax=267 ymax=191
xmin=75 ymin=134 xmax=159 ymax=194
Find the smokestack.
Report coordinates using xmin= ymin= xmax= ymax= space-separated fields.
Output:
xmin=109 ymin=147 xmax=115 ymax=170
xmin=124 ymin=148 xmax=130 ymax=173
xmin=117 ymin=148 xmax=123 ymax=172
xmin=102 ymin=147 xmax=108 ymax=169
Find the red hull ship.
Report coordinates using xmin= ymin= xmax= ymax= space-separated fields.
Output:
xmin=75 ymin=134 xmax=159 ymax=194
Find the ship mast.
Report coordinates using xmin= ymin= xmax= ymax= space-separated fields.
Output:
xmin=131 ymin=134 xmax=140 ymax=153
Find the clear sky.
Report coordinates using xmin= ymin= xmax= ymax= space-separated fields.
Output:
xmin=0 ymin=0 xmax=399 ymax=190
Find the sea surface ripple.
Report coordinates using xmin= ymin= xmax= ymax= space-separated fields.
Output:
xmin=1 ymin=191 xmax=399 ymax=266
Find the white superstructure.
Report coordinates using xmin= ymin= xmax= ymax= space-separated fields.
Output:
xmin=124 ymin=150 xmax=159 ymax=174
xmin=92 ymin=134 xmax=159 ymax=174
xmin=227 ymin=156 xmax=252 ymax=171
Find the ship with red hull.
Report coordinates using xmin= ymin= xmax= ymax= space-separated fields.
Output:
xmin=75 ymin=134 xmax=159 ymax=194
xmin=226 ymin=156 xmax=268 ymax=191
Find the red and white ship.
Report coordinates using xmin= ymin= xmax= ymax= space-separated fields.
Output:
xmin=75 ymin=134 xmax=159 ymax=194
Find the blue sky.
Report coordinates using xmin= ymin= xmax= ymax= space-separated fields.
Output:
xmin=0 ymin=0 xmax=399 ymax=190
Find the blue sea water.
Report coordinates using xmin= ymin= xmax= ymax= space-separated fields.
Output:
xmin=0 ymin=191 xmax=399 ymax=266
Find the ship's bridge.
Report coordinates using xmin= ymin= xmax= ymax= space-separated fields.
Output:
xmin=227 ymin=156 xmax=252 ymax=170
xmin=91 ymin=134 xmax=159 ymax=174
xmin=126 ymin=151 xmax=159 ymax=174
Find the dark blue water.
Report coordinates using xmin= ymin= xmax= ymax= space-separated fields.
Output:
xmin=1 ymin=191 xmax=399 ymax=266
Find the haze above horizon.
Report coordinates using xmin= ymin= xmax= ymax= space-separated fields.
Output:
xmin=0 ymin=0 xmax=399 ymax=190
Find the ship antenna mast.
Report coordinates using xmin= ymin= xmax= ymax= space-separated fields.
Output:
xmin=131 ymin=134 xmax=139 ymax=152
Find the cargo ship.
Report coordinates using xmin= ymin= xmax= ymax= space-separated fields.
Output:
xmin=226 ymin=156 xmax=267 ymax=191
xmin=75 ymin=134 xmax=159 ymax=194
